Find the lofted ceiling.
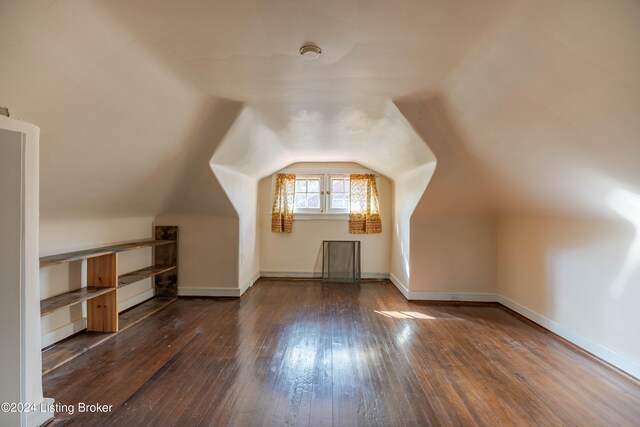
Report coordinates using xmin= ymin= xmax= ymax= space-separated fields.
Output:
xmin=0 ymin=0 xmax=638 ymax=221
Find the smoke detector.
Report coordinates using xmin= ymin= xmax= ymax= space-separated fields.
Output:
xmin=299 ymin=43 xmax=322 ymax=59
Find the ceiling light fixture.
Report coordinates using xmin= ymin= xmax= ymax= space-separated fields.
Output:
xmin=299 ymin=43 xmax=322 ymax=59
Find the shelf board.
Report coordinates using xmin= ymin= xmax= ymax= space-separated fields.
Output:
xmin=41 ymin=287 xmax=116 ymax=317
xmin=107 ymin=240 xmax=176 ymax=253
xmin=42 ymin=297 xmax=176 ymax=374
xmin=40 ymin=240 xmax=176 ymax=268
xmin=39 ymin=248 xmax=114 ymax=268
xmin=118 ymin=265 xmax=177 ymax=288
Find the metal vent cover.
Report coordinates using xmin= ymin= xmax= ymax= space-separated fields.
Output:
xmin=322 ymin=240 xmax=361 ymax=283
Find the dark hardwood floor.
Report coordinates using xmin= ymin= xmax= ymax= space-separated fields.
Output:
xmin=43 ymin=279 xmax=640 ymax=426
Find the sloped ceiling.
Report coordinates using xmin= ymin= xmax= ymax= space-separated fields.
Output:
xmin=443 ymin=0 xmax=640 ymax=218
xmin=1 ymin=0 xmax=638 ymax=221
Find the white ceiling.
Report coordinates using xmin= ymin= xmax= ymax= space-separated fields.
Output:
xmin=1 ymin=0 xmax=638 ymax=220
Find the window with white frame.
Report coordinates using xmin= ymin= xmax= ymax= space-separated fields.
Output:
xmin=294 ymin=175 xmax=322 ymax=213
xmin=328 ymin=175 xmax=350 ymax=212
xmin=291 ymin=173 xmax=351 ymax=215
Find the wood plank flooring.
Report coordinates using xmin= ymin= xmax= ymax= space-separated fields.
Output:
xmin=42 ymin=297 xmax=176 ymax=374
xmin=43 ymin=279 xmax=640 ymax=426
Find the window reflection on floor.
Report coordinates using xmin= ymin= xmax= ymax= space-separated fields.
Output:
xmin=374 ymin=310 xmax=435 ymax=319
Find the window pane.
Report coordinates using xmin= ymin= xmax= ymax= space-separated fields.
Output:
xmin=332 ymin=179 xmax=344 ymax=193
xmin=295 ymin=194 xmax=307 ymax=208
xmin=331 ymin=194 xmax=350 ymax=209
xmin=307 ymin=193 xmax=320 ymax=208
xmin=345 ymin=180 xmax=350 ymax=191
xmin=308 ymin=179 xmax=320 ymax=193
xmin=295 ymin=180 xmax=307 ymax=193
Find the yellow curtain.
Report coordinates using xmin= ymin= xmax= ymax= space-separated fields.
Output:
xmin=272 ymin=174 xmax=296 ymax=233
xmin=349 ymin=174 xmax=382 ymax=234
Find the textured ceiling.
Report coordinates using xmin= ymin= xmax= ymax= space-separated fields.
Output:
xmin=1 ymin=0 xmax=638 ymax=220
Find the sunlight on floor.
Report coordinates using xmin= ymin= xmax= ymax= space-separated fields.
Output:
xmin=374 ymin=310 xmax=435 ymax=319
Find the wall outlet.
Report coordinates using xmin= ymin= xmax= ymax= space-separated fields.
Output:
xmin=450 ymin=294 xmax=461 ymax=301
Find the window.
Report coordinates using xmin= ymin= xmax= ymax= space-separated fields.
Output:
xmin=294 ymin=175 xmax=322 ymax=213
xmin=328 ymin=175 xmax=350 ymax=212
xmin=291 ymin=173 xmax=351 ymax=215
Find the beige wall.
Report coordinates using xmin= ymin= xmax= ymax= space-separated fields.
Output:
xmin=155 ymin=214 xmax=239 ymax=291
xmin=259 ymin=162 xmax=392 ymax=276
xmin=390 ymin=163 xmax=436 ymax=290
xmin=411 ymin=217 xmax=497 ymax=293
xmin=497 ymin=215 xmax=640 ymax=373
xmin=210 ymin=166 xmax=260 ymax=291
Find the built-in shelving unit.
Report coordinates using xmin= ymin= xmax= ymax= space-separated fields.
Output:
xmin=40 ymin=225 xmax=178 ymax=372
xmin=118 ymin=265 xmax=177 ymax=288
xmin=41 ymin=287 xmax=116 ymax=317
xmin=42 ymin=297 xmax=176 ymax=374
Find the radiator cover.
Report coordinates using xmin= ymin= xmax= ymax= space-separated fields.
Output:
xmin=322 ymin=240 xmax=361 ymax=283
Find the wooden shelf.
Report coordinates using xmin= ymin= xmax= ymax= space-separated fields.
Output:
xmin=42 ymin=297 xmax=176 ymax=374
xmin=40 ymin=239 xmax=176 ymax=268
xmin=118 ymin=265 xmax=177 ymax=289
xmin=107 ymin=239 xmax=176 ymax=253
xmin=40 ymin=226 xmax=178 ymax=357
xmin=41 ymin=287 xmax=116 ymax=317
xmin=39 ymin=248 xmax=114 ymax=269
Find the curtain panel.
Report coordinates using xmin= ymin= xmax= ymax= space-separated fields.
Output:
xmin=349 ymin=173 xmax=382 ymax=234
xmin=271 ymin=173 xmax=296 ymax=233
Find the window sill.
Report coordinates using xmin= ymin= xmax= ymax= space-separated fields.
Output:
xmin=293 ymin=213 xmax=348 ymax=221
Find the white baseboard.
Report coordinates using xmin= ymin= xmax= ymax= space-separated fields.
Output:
xmin=362 ymin=272 xmax=390 ymax=280
xmin=388 ymin=276 xmax=640 ymax=380
xmin=260 ymin=271 xmax=390 ymax=279
xmin=177 ymin=272 xmax=389 ymax=298
xmin=178 ymin=272 xmax=260 ymax=298
xmin=178 ymin=287 xmax=243 ymax=297
xmin=27 ymin=397 xmax=54 ymax=427
xmin=497 ymin=295 xmax=640 ymax=380
xmin=260 ymin=271 xmax=322 ymax=278
xmin=409 ymin=291 xmax=499 ymax=302
xmin=389 ymin=273 xmax=409 ymax=298
xmin=389 ymin=274 xmax=497 ymax=302
xmin=240 ymin=272 xmax=261 ymax=296
xmin=42 ymin=276 xmax=638 ymax=380
xmin=41 ymin=318 xmax=86 ymax=349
